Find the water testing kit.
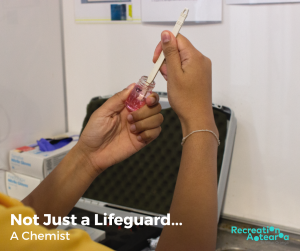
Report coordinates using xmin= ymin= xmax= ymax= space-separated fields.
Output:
xmin=5 ymin=171 xmax=41 ymax=201
xmin=9 ymin=133 xmax=78 ymax=180
xmin=66 ymin=94 xmax=237 ymax=251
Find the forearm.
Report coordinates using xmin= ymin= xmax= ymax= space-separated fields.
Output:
xmin=22 ymin=143 xmax=98 ymax=229
xmin=157 ymin=121 xmax=218 ymax=251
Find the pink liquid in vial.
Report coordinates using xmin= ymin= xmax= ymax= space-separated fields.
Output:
xmin=125 ymin=84 xmax=151 ymax=112
xmin=125 ymin=76 xmax=155 ymax=112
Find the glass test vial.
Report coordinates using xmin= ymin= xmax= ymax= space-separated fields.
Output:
xmin=125 ymin=76 xmax=156 ymax=112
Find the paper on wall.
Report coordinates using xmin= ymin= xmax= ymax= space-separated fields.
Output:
xmin=226 ymin=0 xmax=300 ymax=4
xmin=75 ymin=0 xmax=141 ymax=23
xmin=141 ymin=0 xmax=222 ymax=22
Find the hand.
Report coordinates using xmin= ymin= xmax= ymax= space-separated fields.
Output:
xmin=153 ymin=31 xmax=218 ymax=137
xmin=77 ymin=84 xmax=163 ymax=176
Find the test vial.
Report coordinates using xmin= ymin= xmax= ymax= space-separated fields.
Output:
xmin=125 ymin=76 xmax=156 ymax=112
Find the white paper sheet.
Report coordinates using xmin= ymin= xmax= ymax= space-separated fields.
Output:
xmin=141 ymin=0 xmax=222 ymax=23
xmin=75 ymin=0 xmax=141 ymax=23
xmin=227 ymin=0 xmax=300 ymax=4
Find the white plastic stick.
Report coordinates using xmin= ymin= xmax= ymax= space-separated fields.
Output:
xmin=146 ymin=8 xmax=189 ymax=85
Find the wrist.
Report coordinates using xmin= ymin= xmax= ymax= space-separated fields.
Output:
xmin=180 ymin=115 xmax=219 ymax=138
xmin=68 ymin=143 xmax=100 ymax=181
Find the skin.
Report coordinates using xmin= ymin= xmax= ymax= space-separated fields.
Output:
xmin=22 ymin=85 xmax=163 ymax=229
xmin=23 ymin=31 xmax=218 ymax=250
xmin=153 ymin=31 xmax=219 ymax=251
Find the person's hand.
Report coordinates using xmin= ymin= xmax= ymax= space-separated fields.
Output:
xmin=77 ymin=85 xmax=163 ymax=176
xmin=153 ymin=31 xmax=218 ymax=137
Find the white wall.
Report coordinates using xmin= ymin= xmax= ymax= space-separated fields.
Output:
xmin=0 ymin=0 xmax=66 ymax=172
xmin=63 ymin=1 xmax=300 ymax=232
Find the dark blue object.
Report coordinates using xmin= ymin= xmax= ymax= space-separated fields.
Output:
xmin=111 ymin=4 xmax=126 ymax=21
xmin=37 ymin=137 xmax=73 ymax=152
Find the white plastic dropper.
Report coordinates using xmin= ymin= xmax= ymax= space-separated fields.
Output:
xmin=146 ymin=8 xmax=189 ymax=85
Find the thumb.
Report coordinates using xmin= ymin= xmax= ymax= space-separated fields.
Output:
xmin=161 ymin=31 xmax=183 ymax=76
xmin=102 ymin=84 xmax=134 ymax=113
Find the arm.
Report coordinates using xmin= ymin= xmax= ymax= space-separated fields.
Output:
xmin=154 ymin=32 xmax=219 ymax=250
xmin=22 ymin=85 xmax=163 ymax=229
xmin=21 ymin=144 xmax=96 ymax=229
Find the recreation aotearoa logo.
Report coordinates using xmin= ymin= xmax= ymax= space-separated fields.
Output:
xmin=231 ymin=226 xmax=289 ymax=241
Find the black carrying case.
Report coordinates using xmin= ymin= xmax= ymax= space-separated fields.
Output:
xmin=69 ymin=94 xmax=237 ymax=251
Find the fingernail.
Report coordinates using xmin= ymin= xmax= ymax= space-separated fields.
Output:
xmin=149 ymin=96 xmax=156 ymax=105
xmin=137 ymin=136 xmax=142 ymax=142
xmin=127 ymin=114 xmax=133 ymax=122
xmin=130 ymin=124 xmax=136 ymax=132
xmin=162 ymin=31 xmax=170 ymax=44
xmin=163 ymin=74 xmax=167 ymax=81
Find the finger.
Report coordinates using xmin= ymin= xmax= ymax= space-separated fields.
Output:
xmin=153 ymin=41 xmax=162 ymax=63
xmin=101 ymin=83 xmax=135 ymax=113
xmin=154 ymin=35 xmax=196 ymax=61
xmin=176 ymin=33 xmax=196 ymax=52
xmin=146 ymin=93 xmax=160 ymax=107
xmin=128 ymin=103 xmax=162 ymax=123
xmin=154 ymin=34 xmax=196 ymax=62
xmin=136 ymin=127 xmax=162 ymax=144
xmin=161 ymin=31 xmax=183 ymax=78
xmin=176 ymin=34 xmax=201 ymax=68
xmin=160 ymin=63 xmax=168 ymax=80
xmin=129 ymin=113 xmax=164 ymax=133
xmin=155 ymin=54 xmax=167 ymax=78
xmin=153 ymin=42 xmax=168 ymax=79
xmin=155 ymin=33 xmax=197 ymax=64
